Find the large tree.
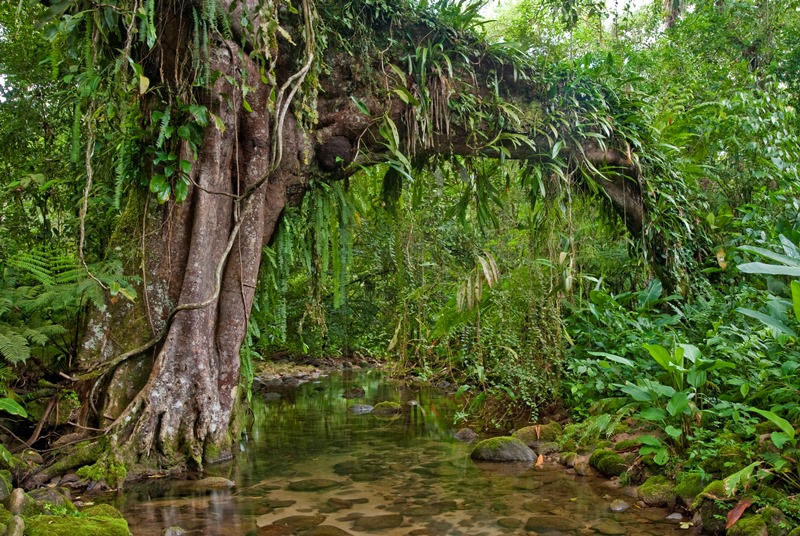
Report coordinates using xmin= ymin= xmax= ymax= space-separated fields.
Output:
xmin=30 ymin=0 xmax=665 ymax=482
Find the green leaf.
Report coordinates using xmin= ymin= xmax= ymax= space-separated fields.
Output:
xmin=664 ymin=425 xmax=683 ymax=439
xmin=723 ymin=462 xmax=760 ymax=496
xmin=639 ymin=407 xmax=667 ymax=421
xmin=0 ymin=398 xmax=27 ymax=417
xmin=737 ymin=262 xmax=800 ymax=277
xmin=791 ymin=280 xmax=800 ymax=324
xmin=666 ymin=391 xmax=690 ymax=416
xmin=736 ymin=308 xmax=797 ymax=337
xmin=654 ymin=448 xmax=669 ymax=465
xmin=391 ymin=87 xmax=420 ymax=106
xmin=770 ymin=432 xmax=790 ymax=449
xmin=638 ymin=435 xmax=663 ymax=447
xmin=351 ymin=96 xmax=370 ymax=115
xmin=0 ymin=444 xmax=14 ymax=467
xmin=587 ymin=351 xmax=634 ymax=367
xmin=174 ymin=177 xmax=189 ymax=202
xmin=748 ymin=407 xmax=795 ymax=439
xmin=643 ymin=343 xmax=673 ymax=372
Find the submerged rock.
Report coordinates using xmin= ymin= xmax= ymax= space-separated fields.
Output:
xmin=304 ymin=526 xmax=354 ymax=536
xmin=342 ymin=387 xmax=365 ymax=399
xmin=609 ymin=499 xmax=631 ymax=512
xmin=194 ymin=476 xmax=235 ymax=489
xmin=287 ymin=479 xmax=341 ymax=491
xmin=470 ymin=437 xmax=535 ymax=462
xmin=348 ymin=404 xmax=373 ymax=415
xmin=524 ymin=515 xmax=581 ymax=532
xmin=272 ymin=514 xmax=326 ymax=530
xmin=353 ymin=513 xmax=403 ymax=531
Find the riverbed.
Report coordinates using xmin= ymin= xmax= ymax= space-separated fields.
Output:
xmin=112 ymin=369 xmax=685 ymax=535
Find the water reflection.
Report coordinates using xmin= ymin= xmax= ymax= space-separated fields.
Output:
xmin=114 ymin=370 xmax=683 ymax=536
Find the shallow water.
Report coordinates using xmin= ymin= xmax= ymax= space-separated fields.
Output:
xmin=112 ymin=370 xmax=685 ymax=535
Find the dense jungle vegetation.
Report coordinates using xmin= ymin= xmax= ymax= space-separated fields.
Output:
xmin=1 ymin=0 xmax=800 ymax=530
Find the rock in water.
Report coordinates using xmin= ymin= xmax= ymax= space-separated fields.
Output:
xmin=609 ymin=499 xmax=631 ymax=512
xmin=287 ymin=479 xmax=341 ymax=491
xmin=353 ymin=514 xmax=404 ymax=531
xmin=304 ymin=526 xmax=355 ymax=536
xmin=342 ymin=387 xmax=365 ymax=399
xmin=470 ymin=437 xmax=535 ymax=462
xmin=348 ymin=404 xmax=373 ymax=415
xmin=194 ymin=477 xmax=235 ymax=489
xmin=272 ymin=515 xmax=326 ymax=530
xmin=454 ymin=428 xmax=477 ymax=442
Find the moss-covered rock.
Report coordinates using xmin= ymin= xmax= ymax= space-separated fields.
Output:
xmin=728 ymin=516 xmax=769 ymax=536
xmin=560 ymin=439 xmax=577 ymax=452
xmin=470 ymin=437 xmax=535 ymax=462
xmin=614 ymin=438 xmax=643 ymax=451
xmin=638 ymin=476 xmax=676 ymax=507
xmin=674 ymin=473 xmax=708 ymax=507
xmin=692 ymin=480 xmax=727 ymax=510
xmin=0 ymin=470 xmax=12 ymax=502
xmin=0 ymin=504 xmax=12 ymax=526
xmin=592 ymin=451 xmax=627 ymax=477
xmin=700 ymin=444 xmax=746 ymax=476
xmin=786 ymin=528 xmax=800 ymax=536
xmin=512 ymin=422 xmax=562 ymax=447
xmin=81 ymin=504 xmax=125 ymax=519
xmin=588 ymin=449 xmax=627 ymax=477
xmin=760 ymin=506 xmax=789 ymax=536
xmin=559 ymin=452 xmax=577 ymax=467
xmin=28 ymin=487 xmax=77 ymax=516
xmin=371 ymin=401 xmax=401 ymax=416
xmin=25 ymin=514 xmax=130 ymax=536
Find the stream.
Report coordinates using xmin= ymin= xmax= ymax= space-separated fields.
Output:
xmin=109 ymin=369 xmax=685 ymax=535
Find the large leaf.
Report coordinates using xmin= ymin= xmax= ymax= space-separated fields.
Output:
xmin=0 ymin=398 xmax=27 ymax=417
xmin=748 ymin=408 xmax=795 ymax=440
xmin=588 ymin=351 xmax=634 ymax=367
xmin=737 ymin=245 xmax=800 ymax=267
xmin=736 ymin=308 xmax=797 ymax=337
xmin=643 ymin=343 xmax=672 ymax=372
xmin=639 ymin=407 xmax=668 ymax=421
xmin=737 ymin=262 xmax=800 ymax=277
xmin=666 ymin=391 xmax=690 ymax=416
xmin=791 ymin=280 xmax=800 ymax=324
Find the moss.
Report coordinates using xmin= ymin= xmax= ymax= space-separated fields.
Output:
xmin=674 ymin=473 xmax=708 ymax=505
xmin=588 ymin=449 xmax=627 ymax=477
xmin=560 ymin=452 xmax=577 ymax=466
xmin=471 ymin=436 xmax=534 ymax=462
xmin=25 ymin=515 xmax=130 ymax=536
xmin=588 ymin=448 xmax=614 ymax=467
xmin=512 ymin=422 xmax=562 ymax=445
xmin=595 ymin=440 xmax=613 ymax=449
xmin=692 ymin=480 xmax=726 ymax=509
xmin=759 ymin=506 xmax=788 ymax=536
xmin=787 ymin=528 xmax=800 ymax=536
xmin=638 ymin=475 xmax=676 ymax=507
xmin=755 ymin=421 xmax=782 ymax=435
xmin=371 ymin=401 xmax=401 ymax=415
xmin=560 ymin=439 xmax=577 ymax=452
xmin=81 ymin=504 xmax=124 ymax=519
xmin=0 ymin=504 xmax=11 ymax=526
xmin=614 ymin=438 xmax=643 ymax=451
xmin=727 ymin=516 xmax=769 ymax=536
xmin=76 ymin=459 xmax=127 ymax=488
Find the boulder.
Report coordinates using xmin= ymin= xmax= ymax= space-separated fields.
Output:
xmin=470 ymin=437 xmax=534 ymax=462
xmin=588 ymin=449 xmax=628 ymax=477
xmin=194 ymin=477 xmax=235 ymax=489
xmin=454 ymin=428 xmax=477 ymax=443
xmin=728 ymin=516 xmax=769 ymax=536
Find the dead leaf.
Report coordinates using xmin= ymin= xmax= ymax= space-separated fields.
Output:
xmin=535 ymin=424 xmax=541 ymax=440
xmin=535 ymin=454 xmax=544 ymax=468
xmin=726 ymin=499 xmax=753 ymax=529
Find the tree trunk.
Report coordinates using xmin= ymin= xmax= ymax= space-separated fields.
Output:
xmin=59 ymin=0 xmax=654 ymax=477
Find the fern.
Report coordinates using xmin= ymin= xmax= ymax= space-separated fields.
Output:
xmin=0 ymin=328 xmax=30 ymax=365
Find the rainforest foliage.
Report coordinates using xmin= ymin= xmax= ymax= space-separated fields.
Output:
xmin=0 ymin=0 xmax=799 ymax=520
